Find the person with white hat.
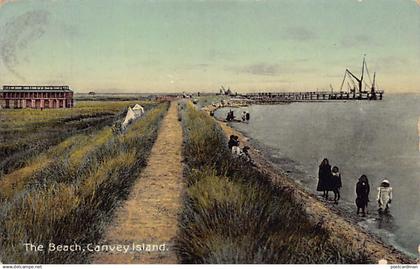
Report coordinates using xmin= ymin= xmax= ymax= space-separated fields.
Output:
xmin=377 ymin=179 xmax=393 ymax=213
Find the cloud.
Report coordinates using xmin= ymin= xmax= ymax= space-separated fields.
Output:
xmin=229 ymin=62 xmax=315 ymax=76
xmin=60 ymin=23 xmax=80 ymax=38
xmin=225 ymin=63 xmax=284 ymax=76
xmin=181 ymin=63 xmax=211 ymax=71
xmin=283 ymin=26 xmax=317 ymax=41
xmin=240 ymin=63 xmax=282 ymax=76
xmin=0 ymin=10 xmax=50 ymax=81
xmin=340 ymin=34 xmax=378 ymax=48
xmin=373 ymin=56 xmax=410 ymax=73
xmin=358 ymin=0 xmax=419 ymax=3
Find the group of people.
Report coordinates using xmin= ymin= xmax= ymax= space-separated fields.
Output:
xmin=226 ymin=110 xmax=235 ymax=121
xmin=228 ymin=135 xmax=251 ymax=162
xmin=226 ymin=110 xmax=250 ymax=123
xmin=241 ymin=111 xmax=250 ymax=123
xmin=317 ymin=159 xmax=342 ymax=204
xmin=317 ymin=158 xmax=393 ymax=216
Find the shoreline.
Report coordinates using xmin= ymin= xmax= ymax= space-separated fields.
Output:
xmin=201 ymin=100 xmax=415 ymax=264
xmin=229 ymin=126 xmax=416 ymax=259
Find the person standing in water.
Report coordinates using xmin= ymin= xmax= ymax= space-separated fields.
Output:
xmin=356 ymin=175 xmax=370 ymax=216
xmin=241 ymin=111 xmax=247 ymax=122
xmin=226 ymin=110 xmax=234 ymax=121
xmin=317 ymin=158 xmax=332 ymax=199
xmin=331 ymin=166 xmax=342 ymax=204
xmin=377 ymin=179 xmax=393 ymax=214
xmin=245 ymin=111 xmax=250 ymax=123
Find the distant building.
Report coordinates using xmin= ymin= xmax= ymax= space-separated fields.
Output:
xmin=0 ymin=85 xmax=74 ymax=109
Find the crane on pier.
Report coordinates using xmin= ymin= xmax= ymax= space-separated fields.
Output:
xmin=339 ymin=57 xmax=383 ymax=99
xmin=340 ymin=57 xmax=365 ymax=94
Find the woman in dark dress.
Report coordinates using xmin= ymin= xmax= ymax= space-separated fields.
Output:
xmin=228 ymin=135 xmax=239 ymax=150
xmin=317 ymin=158 xmax=332 ymax=199
xmin=356 ymin=175 xmax=370 ymax=216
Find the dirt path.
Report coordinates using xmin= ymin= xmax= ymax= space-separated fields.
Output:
xmin=92 ymin=101 xmax=183 ymax=264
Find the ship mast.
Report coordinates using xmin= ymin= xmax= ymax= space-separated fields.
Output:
xmin=361 ymin=57 xmax=365 ymax=93
xmin=344 ymin=57 xmax=365 ymax=93
xmin=339 ymin=56 xmax=381 ymax=97
xmin=372 ymin=72 xmax=376 ymax=92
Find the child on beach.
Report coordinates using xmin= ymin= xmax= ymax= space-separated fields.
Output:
xmin=377 ymin=179 xmax=393 ymax=214
xmin=240 ymin=146 xmax=251 ymax=163
xmin=331 ymin=166 xmax=342 ymax=204
xmin=242 ymin=111 xmax=247 ymax=122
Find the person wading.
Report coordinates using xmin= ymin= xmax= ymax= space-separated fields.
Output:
xmin=226 ymin=110 xmax=235 ymax=121
xmin=331 ymin=166 xmax=342 ymax=204
xmin=356 ymin=175 xmax=370 ymax=217
xmin=317 ymin=158 xmax=332 ymax=200
xmin=377 ymin=179 xmax=393 ymax=214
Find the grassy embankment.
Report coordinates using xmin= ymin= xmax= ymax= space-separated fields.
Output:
xmin=0 ymin=101 xmax=155 ymax=176
xmin=0 ymin=102 xmax=169 ymax=264
xmin=176 ymin=102 xmax=369 ymax=264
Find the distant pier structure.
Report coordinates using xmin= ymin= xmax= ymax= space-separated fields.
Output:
xmin=239 ymin=57 xmax=384 ymax=103
xmin=240 ymin=90 xmax=383 ymax=103
xmin=0 ymin=85 xmax=74 ymax=109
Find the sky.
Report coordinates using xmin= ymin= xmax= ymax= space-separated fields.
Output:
xmin=0 ymin=0 xmax=419 ymax=93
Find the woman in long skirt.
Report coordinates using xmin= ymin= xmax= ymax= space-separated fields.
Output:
xmin=317 ymin=158 xmax=332 ymax=199
xmin=356 ymin=175 xmax=370 ymax=216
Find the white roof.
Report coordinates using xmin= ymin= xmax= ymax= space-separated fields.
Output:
xmin=132 ymin=104 xmax=144 ymax=110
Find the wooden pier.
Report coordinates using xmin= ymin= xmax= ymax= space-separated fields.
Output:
xmin=234 ymin=57 xmax=384 ymax=103
xmin=240 ymin=90 xmax=383 ymax=103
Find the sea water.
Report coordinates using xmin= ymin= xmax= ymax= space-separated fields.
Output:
xmin=215 ymin=94 xmax=420 ymax=257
